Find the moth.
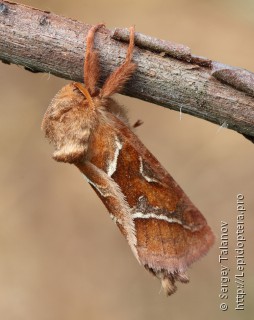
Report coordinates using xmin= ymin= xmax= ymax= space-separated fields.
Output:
xmin=42 ymin=24 xmax=214 ymax=295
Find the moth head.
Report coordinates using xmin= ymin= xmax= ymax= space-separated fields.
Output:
xmin=41 ymin=82 xmax=97 ymax=164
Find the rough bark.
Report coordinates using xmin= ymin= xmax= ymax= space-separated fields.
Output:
xmin=0 ymin=0 xmax=254 ymax=139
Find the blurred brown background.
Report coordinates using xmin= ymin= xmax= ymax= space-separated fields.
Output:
xmin=0 ymin=0 xmax=253 ymax=319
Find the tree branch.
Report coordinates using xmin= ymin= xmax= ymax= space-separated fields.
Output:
xmin=1 ymin=0 xmax=254 ymax=140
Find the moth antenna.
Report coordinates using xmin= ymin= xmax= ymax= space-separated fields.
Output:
xmin=100 ymin=26 xmax=136 ymax=98
xmin=84 ymin=23 xmax=105 ymax=95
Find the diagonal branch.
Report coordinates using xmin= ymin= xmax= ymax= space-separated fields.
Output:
xmin=0 ymin=0 xmax=254 ymax=141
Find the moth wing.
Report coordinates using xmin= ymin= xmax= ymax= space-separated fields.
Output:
xmin=80 ymin=112 xmax=214 ymax=295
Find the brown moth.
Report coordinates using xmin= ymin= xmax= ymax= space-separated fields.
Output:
xmin=42 ymin=24 xmax=214 ymax=295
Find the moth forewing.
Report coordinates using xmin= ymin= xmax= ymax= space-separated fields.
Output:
xmin=82 ymin=110 xmax=214 ymax=294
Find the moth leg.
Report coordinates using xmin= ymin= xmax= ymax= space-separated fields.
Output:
xmin=100 ymin=26 xmax=136 ymax=98
xmin=84 ymin=23 xmax=105 ymax=95
xmin=132 ymin=119 xmax=143 ymax=128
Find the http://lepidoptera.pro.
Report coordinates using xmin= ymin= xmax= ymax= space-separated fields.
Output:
xmin=42 ymin=24 xmax=214 ymax=295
